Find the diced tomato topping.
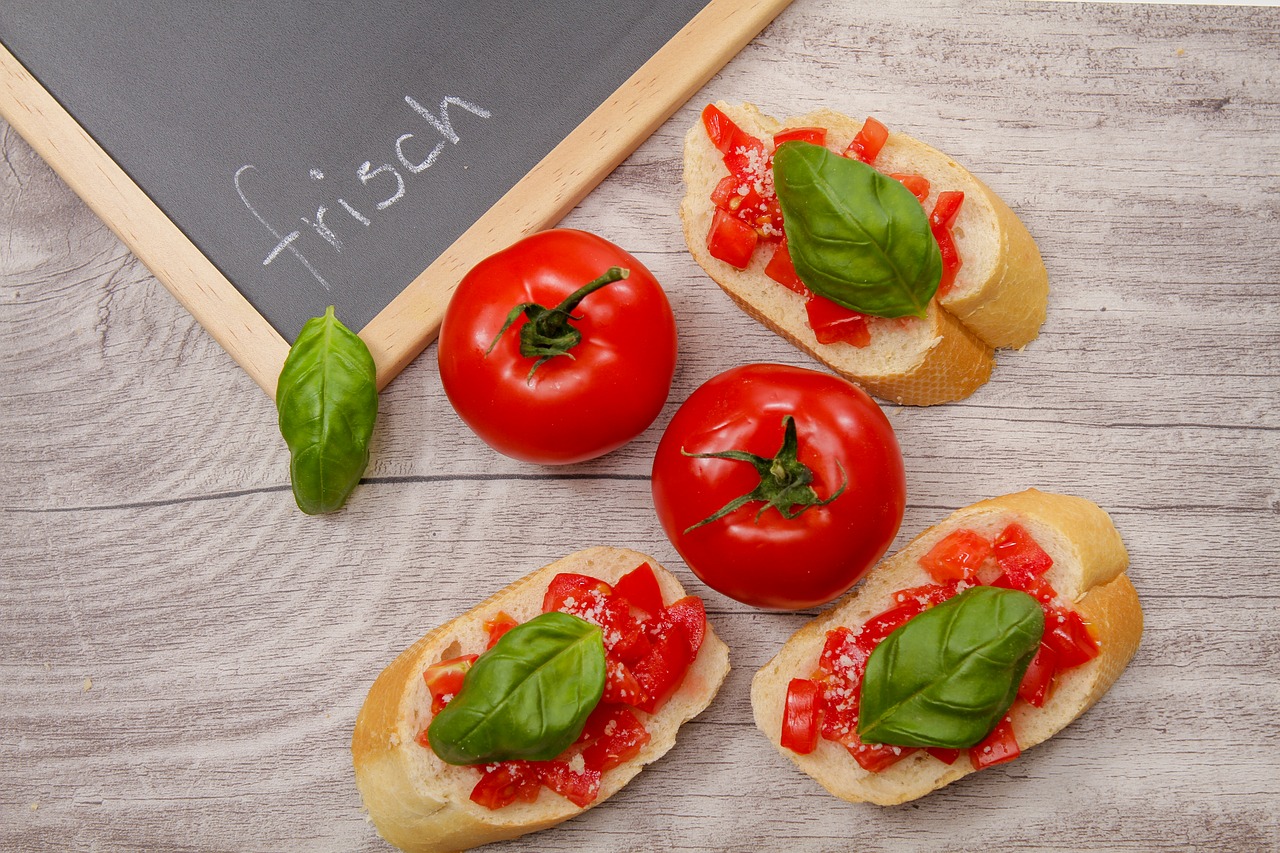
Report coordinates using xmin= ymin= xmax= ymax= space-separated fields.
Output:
xmin=929 ymin=190 xmax=965 ymax=297
xmin=470 ymin=761 xmax=542 ymax=809
xmin=422 ymin=654 xmax=479 ymax=715
xmin=892 ymin=580 xmax=963 ymax=609
xmin=992 ymin=523 xmax=1054 ymax=589
xmin=919 ymin=529 xmax=992 ymax=582
xmin=926 ymin=747 xmax=961 ymax=765
xmin=710 ymin=175 xmax=738 ymax=210
xmin=483 ymin=612 xmax=518 ymax=649
xmin=581 ymin=704 xmax=651 ymax=773
xmin=537 ymin=761 xmax=601 ymax=808
xmin=542 ymin=573 xmax=613 ymax=614
xmin=612 ymin=562 xmax=665 ymax=617
xmin=1042 ymin=606 xmax=1100 ymax=668
xmin=847 ymin=735 xmax=916 ymax=772
xmin=818 ymin=626 xmax=858 ymax=679
xmin=707 ymin=208 xmax=759 ymax=268
xmin=844 ymin=116 xmax=889 ymax=164
xmin=805 ymin=294 xmax=872 ymax=347
xmin=969 ymin=715 xmax=1020 ymax=770
xmin=603 ymin=657 xmax=649 ymax=707
xmin=773 ymin=126 xmax=828 ymax=148
xmin=858 ymin=600 xmax=928 ymax=650
xmin=780 ymin=678 xmax=823 ymax=755
xmin=992 ymin=571 xmax=1059 ymax=607
xmin=702 ymin=103 xmax=751 ymax=155
xmin=764 ymin=239 xmax=810 ymax=296
xmin=631 ymin=617 xmax=693 ymax=713
xmin=891 ymin=173 xmax=931 ymax=203
xmin=1017 ymin=642 xmax=1058 ymax=708
xmin=661 ymin=596 xmax=707 ymax=659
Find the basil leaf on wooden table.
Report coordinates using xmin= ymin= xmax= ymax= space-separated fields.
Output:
xmin=276 ymin=306 xmax=378 ymax=515
xmin=773 ymin=141 xmax=942 ymax=318
xmin=858 ymin=586 xmax=1044 ymax=748
xmin=428 ymin=611 xmax=607 ymax=765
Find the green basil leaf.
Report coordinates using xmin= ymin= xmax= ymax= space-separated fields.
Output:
xmin=858 ymin=586 xmax=1044 ymax=748
xmin=428 ymin=611 xmax=606 ymax=766
xmin=773 ymin=141 xmax=941 ymax=319
xmin=276 ymin=306 xmax=378 ymax=515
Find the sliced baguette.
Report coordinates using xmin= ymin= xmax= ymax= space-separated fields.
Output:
xmin=352 ymin=547 xmax=731 ymax=853
xmin=680 ymin=102 xmax=1048 ymax=405
xmin=751 ymin=489 xmax=1142 ymax=805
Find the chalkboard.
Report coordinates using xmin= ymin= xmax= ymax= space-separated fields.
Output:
xmin=0 ymin=0 xmax=790 ymax=394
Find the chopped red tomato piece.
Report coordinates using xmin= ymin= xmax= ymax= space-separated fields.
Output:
xmin=848 ymin=735 xmax=916 ymax=772
xmin=764 ymin=239 xmax=810 ymax=296
xmin=892 ymin=580 xmax=962 ymax=609
xmin=845 ymin=116 xmax=889 ymax=164
xmin=581 ymin=704 xmax=651 ymax=773
xmin=702 ymin=103 xmax=751 ymax=155
xmin=603 ymin=658 xmax=648 ymax=707
xmin=991 ymin=572 xmax=1059 ymax=607
xmin=631 ymin=618 xmax=693 ymax=713
xmin=483 ymin=612 xmax=518 ymax=649
xmin=1017 ymin=642 xmax=1059 ymax=708
xmin=537 ymin=761 xmax=601 ymax=808
xmin=929 ymin=191 xmax=965 ymax=296
xmin=926 ymin=747 xmax=960 ymax=765
xmin=993 ymin=523 xmax=1054 ymax=589
xmin=969 ymin=715 xmax=1020 ymax=769
xmin=805 ymin=295 xmax=871 ymax=347
xmin=919 ymin=529 xmax=992 ymax=582
xmin=707 ymin=208 xmax=759 ymax=268
xmin=710 ymin=175 xmax=738 ymax=210
xmin=422 ymin=654 xmax=478 ymax=714
xmin=470 ymin=761 xmax=542 ymax=809
xmin=612 ymin=563 xmax=664 ymax=617
xmin=818 ymin=626 xmax=858 ymax=678
xmin=891 ymin=173 xmax=931 ymax=203
xmin=773 ymin=126 xmax=828 ymax=148
xmin=542 ymin=573 xmax=613 ymax=614
xmin=661 ymin=596 xmax=707 ymax=659
xmin=1042 ymin=606 xmax=1100 ymax=668
xmin=781 ymin=678 xmax=823 ymax=755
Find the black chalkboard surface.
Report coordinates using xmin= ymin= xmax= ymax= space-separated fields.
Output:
xmin=0 ymin=0 xmax=789 ymax=393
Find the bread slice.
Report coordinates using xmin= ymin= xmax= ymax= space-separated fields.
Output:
xmin=680 ymin=103 xmax=1048 ymax=405
xmin=352 ymin=547 xmax=731 ymax=852
xmin=751 ymin=490 xmax=1142 ymax=805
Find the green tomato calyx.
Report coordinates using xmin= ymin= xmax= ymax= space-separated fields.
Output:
xmin=487 ymin=266 xmax=629 ymax=382
xmin=681 ymin=415 xmax=847 ymax=533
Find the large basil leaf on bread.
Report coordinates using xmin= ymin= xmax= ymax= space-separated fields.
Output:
xmin=773 ymin=141 xmax=941 ymax=319
xmin=428 ymin=611 xmax=606 ymax=765
xmin=858 ymin=586 xmax=1044 ymax=748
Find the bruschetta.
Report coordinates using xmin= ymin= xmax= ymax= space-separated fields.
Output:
xmin=352 ymin=547 xmax=730 ymax=852
xmin=751 ymin=490 xmax=1141 ymax=804
xmin=681 ymin=102 xmax=1049 ymax=405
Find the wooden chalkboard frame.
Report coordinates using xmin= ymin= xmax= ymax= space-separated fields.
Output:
xmin=0 ymin=0 xmax=791 ymax=397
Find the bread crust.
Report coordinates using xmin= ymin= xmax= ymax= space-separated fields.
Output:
xmin=681 ymin=103 xmax=1048 ymax=405
xmin=352 ymin=547 xmax=731 ymax=852
xmin=750 ymin=489 xmax=1142 ymax=805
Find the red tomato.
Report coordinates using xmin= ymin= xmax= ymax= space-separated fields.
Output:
xmin=438 ymin=229 xmax=678 ymax=464
xmin=651 ymin=364 xmax=906 ymax=609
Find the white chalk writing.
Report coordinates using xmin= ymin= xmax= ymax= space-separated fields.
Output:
xmin=236 ymin=94 xmax=492 ymax=292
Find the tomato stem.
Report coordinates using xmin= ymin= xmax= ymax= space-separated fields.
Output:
xmin=487 ymin=267 xmax=630 ymax=381
xmin=681 ymin=415 xmax=846 ymax=533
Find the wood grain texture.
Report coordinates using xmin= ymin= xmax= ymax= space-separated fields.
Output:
xmin=2 ymin=1 xmax=1278 ymax=851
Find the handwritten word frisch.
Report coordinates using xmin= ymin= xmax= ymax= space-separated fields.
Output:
xmin=235 ymin=95 xmax=492 ymax=292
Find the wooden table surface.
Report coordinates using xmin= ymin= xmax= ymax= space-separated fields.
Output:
xmin=3 ymin=1 xmax=1278 ymax=850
